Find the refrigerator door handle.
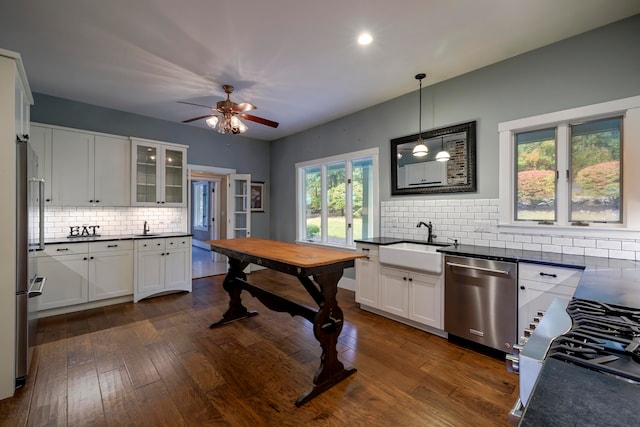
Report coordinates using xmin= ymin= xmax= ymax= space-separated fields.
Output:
xmin=30 ymin=178 xmax=46 ymax=250
xmin=28 ymin=277 xmax=46 ymax=298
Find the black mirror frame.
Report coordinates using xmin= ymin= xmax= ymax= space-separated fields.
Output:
xmin=391 ymin=120 xmax=477 ymax=195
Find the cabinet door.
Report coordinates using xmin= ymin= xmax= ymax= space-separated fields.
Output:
xmin=163 ymin=147 xmax=186 ymax=206
xmin=89 ymin=250 xmax=134 ymax=301
xmin=136 ymin=250 xmax=165 ymax=295
xmin=30 ymin=125 xmax=53 ymax=203
xmin=227 ymin=174 xmax=251 ymax=238
xmin=94 ymin=135 xmax=130 ymax=206
xmin=36 ymin=254 xmax=88 ymax=310
xmin=409 ymin=273 xmax=442 ymax=328
xmin=355 ymin=256 xmax=379 ymax=307
xmin=380 ymin=267 xmax=408 ymax=317
xmin=164 ymin=247 xmax=191 ymax=290
xmin=51 ymin=129 xmax=94 ymax=205
xmin=132 ymin=141 xmax=159 ymax=205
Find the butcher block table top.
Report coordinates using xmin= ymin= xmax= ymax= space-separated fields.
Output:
xmin=206 ymin=238 xmax=365 ymax=269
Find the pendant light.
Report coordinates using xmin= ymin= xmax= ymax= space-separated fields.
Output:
xmin=435 ymin=136 xmax=450 ymax=162
xmin=412 ymin=73 xmax=428 ymax=157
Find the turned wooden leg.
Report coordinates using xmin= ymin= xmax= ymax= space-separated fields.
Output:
xmin=209 ymin=258 xmax=258 ymax=328
xmin=295 ymin=270 xmax=356 ymax=406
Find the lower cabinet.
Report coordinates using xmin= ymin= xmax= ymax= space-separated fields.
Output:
xmin=355 ymin=243 xmax=380 ymax=308
xmin=36 ymin=241 xmax=134 ymax=311
xmin=134 ymin=236 xmax=192 ymax=302
xmin=379 ymin=266 xmax=443 ymax=329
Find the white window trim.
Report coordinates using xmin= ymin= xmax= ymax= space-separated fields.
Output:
xmin=295 ymin=148 xmax=379 ymax=249
xmin=498 ymin=95 xmax=640 ymax=238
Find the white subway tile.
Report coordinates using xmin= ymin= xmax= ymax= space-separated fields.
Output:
xmin=532 ymin=235 xmax=551 ymax=244
xmin=523 ymin=243 xmax=542 ymax=251
xmin=597 ymin=240 xmax=622 ymax=250
xmin=573 ymin=239 xmax=596 ymax=248
xmin=585 ymin=248 xmax=609 ymax=257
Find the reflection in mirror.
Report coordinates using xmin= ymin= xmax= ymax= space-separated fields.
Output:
xmin=391 ymin=121 xmax=476 ymax=195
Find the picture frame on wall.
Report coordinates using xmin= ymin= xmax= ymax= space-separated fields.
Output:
xmin=251 ymin=181 xmax=265 ymax=212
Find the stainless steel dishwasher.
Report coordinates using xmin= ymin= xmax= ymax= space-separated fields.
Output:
xmin=444 ymin=255 xmax=517 ymax=353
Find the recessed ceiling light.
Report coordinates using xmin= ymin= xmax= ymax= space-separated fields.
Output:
xmin=357 ymin=32 xmax=373 ymax=45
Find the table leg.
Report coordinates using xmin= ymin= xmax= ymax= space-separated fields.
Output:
xmin=295 ymin=270 xmax=356 ymax=407
xmin=209 ymin=257 xmax=258 ymax=328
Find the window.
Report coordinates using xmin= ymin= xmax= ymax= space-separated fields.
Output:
xmin=297 ymin=148 xmax=378 ymax=249
xmin=499 ymin=95 xmax=640 ymax=232
xmin=192 ymin=181 xmax=209 ymax=231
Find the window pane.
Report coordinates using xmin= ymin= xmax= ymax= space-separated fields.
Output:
xmin=327 ymin=162 xmax=346 ymax=245
xmin=304 ymin=166 xmax=321 ymax=241
xmin=570 ymin=117 xmax=622 ymax=222
xmin=515 ymin=128 xmax=556 ymax=221
xmin=352 ymin=158 xmax=373 ymax=241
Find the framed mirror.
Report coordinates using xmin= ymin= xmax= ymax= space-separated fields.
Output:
xmin=391 ymin=121 xmax=476 ymax=195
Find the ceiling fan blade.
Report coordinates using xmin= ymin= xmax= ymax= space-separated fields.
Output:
xmin=241 ymin=113 xmax=279 ymax=128
xmin=178 ymin=101 xmax=216 ymax=110
xmin=232 ymin=102 xmax=256 ymax=113
xmin=182 ymin=114 xmax=216 ymax=123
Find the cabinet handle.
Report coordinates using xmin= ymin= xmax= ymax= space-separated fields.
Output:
xmin=520 ymin=285 xmax=526 ymax=290
xmin=166 ymin=252 xmax=170 ymax=255
xmin=170 ymin=242 xmax=174 ymax=245
xmin=408 ymin=278 xmax=413 ymax=282
xmin=46 ymin=198 xmax=51 ymax=202
xmin=107 ymin=244 xmax=118 ymax=248
xmin=539 ymin=272 xmax=557 ymax=278
xmin=89 ymin=200 xmax=94 ymax=203
xmin=83 ymin=257 xmax=88 ymax=260
xmin=161 ymin=201 xmax=165 ymax=204
xmin=157 ymin=201 xmax=161 ymax=204
xmin=95 ymin=200 xmax=100 ymax=203
xmin=90 ymin=256 xmax=94 ymax=260
xmin=56 ymin=248 xmax=69 ymax=251
xmin=403 ymin=277 xmax=407 ymax=281
xmin=161 ymin=253 xmax=165 ymax=256
xmin=362 ymin=248 xmax=370 ymax=252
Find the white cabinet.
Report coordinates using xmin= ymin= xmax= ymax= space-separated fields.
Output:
xmin=88 ymin=241 xmax=134 ymax=301
xmin=134 ymin=236 xmax=192 ymax=302
xmin=36 ymin=241 xmax=134 ymax=311
xmin=517 ymin=262 xmax=583 ymax=339
xmin=36 ymin=243 xmax=89 ymax=310
xmin=226 ymin=174 xmax=251 ymax=238
xmin=380 ymin=266 xmax=443 ymax=329
xmin=131 ymin=138 xmax=187 ymax=206
xmin=29 ymin=125 xmax=53 ymax=203
xmin=355 ymin=243 xmax=379 ymax=308
xmin=45 ymin=126 xmax=130 ymax=206
xmin=404 ymin=161 xmax=447 ymax=186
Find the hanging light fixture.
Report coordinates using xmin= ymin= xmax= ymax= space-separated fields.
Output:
xmin=435 ymin=136 xmax=450 ymax=162
xmin=412 ymin=73 xmax=428 ymax=157
xmin=206 ymin=113 xmax=248 ymax=134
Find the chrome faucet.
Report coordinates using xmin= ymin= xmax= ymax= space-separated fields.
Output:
xmin=143 ymin=221 xmax=150 ymax=236
xmin=417 ymin=221 xmax=437 ymax=243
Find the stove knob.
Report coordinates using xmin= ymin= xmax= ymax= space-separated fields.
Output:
xmin=519 ymin=336 xmax=529 ymax=345
xmin=506 ymin=354 xmax=519 ymax=374
xmin=524 ymin=328 xmax=534 ymax=338
xmin=537 ymin=310 xmax=546 ymax=317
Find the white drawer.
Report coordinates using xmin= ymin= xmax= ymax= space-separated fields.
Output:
xmin=89 ymin=240 xmax=134 ymax=252
xmin=166 ymin=236 xmax=191 ymax=249
xmin=520 ymin=278 xmax=576 ymax=297
xmin=356 ymin=243 xmax=379 ymax=257
xmin=136 ymin=238 xmax=165 ymax=251
xmin=41 ymin=242 xmax=88 ymax=256
xmin=519 ymin=262 xmax=583 ymax=288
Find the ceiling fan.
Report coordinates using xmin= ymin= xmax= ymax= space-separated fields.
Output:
xmin=180 ymin=85 xmax=279 ymax=135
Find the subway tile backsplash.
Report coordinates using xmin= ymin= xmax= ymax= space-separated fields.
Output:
xmin=380 ymin=199 xmax=640 ymax=261
xmin=44 ymin=206 xmax=186 ymax=239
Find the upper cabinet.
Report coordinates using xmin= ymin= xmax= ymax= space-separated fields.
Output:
xmin=131 ymin=138 xmax=187 ymax=207
xmin=32 ymin=125 xmax=131 ymax=206
xmin=226 ymin=174 xmax=251 ymax=238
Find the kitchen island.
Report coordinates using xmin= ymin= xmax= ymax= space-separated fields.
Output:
xmin=206 ymin=237 xmax=365 ymax=407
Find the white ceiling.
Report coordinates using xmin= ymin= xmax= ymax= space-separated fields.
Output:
xmin=1 ymin=1 xmax=639 ymax=141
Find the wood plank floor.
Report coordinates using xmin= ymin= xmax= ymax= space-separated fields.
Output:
xmin=0 ymin=270 xmax=518 ymax=426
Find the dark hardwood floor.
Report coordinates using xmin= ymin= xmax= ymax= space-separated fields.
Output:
xmin=0 ymin=270 xmax=518 ymax=426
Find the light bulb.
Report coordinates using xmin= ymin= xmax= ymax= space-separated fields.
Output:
xmin=206 ymin=116 xmax=219 ymax=129
xmin=412 ymin=142 xmax=428 ymax=157
xmin=435 ymin=150 xmax=450 ymax=162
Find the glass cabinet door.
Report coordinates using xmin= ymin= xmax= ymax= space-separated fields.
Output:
xmin=164 ymin=148 xmax=184 ymax=204
xmin=135 ymin=144 xmax=158 ymax=203
xmin=227 ymin=174 xmax=251 ymax=238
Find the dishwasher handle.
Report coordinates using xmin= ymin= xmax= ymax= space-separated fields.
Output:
xmin=446 ymin=261 xmax=511 ymax=276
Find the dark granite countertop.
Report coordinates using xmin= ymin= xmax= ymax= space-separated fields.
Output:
xmin=45 ymin=232 xmax=192 ymax=245
xmin=520 ymin=358 xmax=640 ymax=426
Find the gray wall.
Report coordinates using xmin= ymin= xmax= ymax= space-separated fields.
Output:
xmin=30 ymin=94 xmax=271 ymax=238
xmin=270 ymin=14 xmax=640 ymax=243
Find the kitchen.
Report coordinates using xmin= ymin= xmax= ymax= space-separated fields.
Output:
xmin=2 ymin=1 xmax=640 ymax=425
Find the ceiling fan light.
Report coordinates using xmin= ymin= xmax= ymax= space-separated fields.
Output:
xmin=412 ymin=142 xmax=428 ymax=157
xmin=205 ymin=116 xmax=218 ymax=128
xmin=435 ymin=150 xmax=450 ymax=161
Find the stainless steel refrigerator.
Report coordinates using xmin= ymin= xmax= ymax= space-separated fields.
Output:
xmin=15 ymin=134 xmax=45 ymax=388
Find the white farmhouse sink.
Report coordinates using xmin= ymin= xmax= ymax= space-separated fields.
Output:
xmin=378 ymin=242 xmax=443 ymax=274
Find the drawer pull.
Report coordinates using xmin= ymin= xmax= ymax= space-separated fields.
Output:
xmin=539 ymin=272 xmax=557 ymax=278
xmin=107 ymin=244 xmax=118 ymax=248
xmin=56 ymin=248 xmax=69 ymax=251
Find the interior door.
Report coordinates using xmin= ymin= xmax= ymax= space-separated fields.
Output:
xmin=226 ymin=174 xmax=251 ymax=239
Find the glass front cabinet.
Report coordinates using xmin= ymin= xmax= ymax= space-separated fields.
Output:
xmin=131 ymin=138 xmax=187 ymax=206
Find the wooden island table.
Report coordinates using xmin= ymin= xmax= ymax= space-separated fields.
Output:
xmin=205 ymin=237 xmax=365 ymax=407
